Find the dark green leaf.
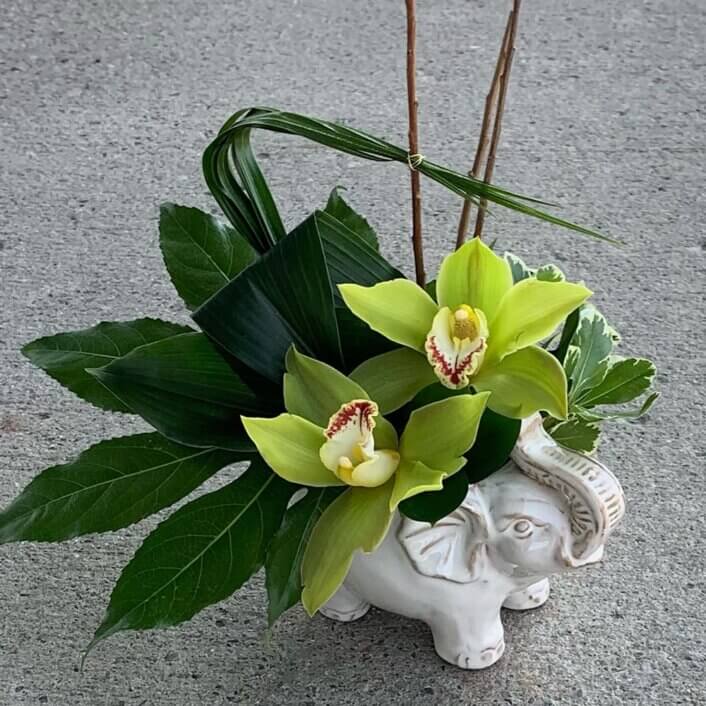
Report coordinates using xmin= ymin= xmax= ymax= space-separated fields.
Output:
xmin=399 ymin=471 xmax=469 ymax=524
xmin=465 ymin=409 xmax=521 ymax=483
xmin=193 ymin=215 xmax=343 ymax=383
xmin=551 ymin=306 xmax=581 ymax=365
xmin=89 ymin=332 xmax=273 ymax=451
xmin=0 ymin=434 xmax=239 ymax=543
xmin=324 ymin=187 xmax=379 ymax=250
xmin=335 ymin=307 xmax=397 ymax=372
xmin=232 ymin=126 xmax=286 ymax=246
xmin=315 ymin=210 xmax=402 ymax=294
xmin=159 ymin=203 xmax=257 ymax=310
xmin=205 ymin=107 xmax=617 ymax=245
xmin=265 ymin=487 xmax=342 ymax=626
xmin=90 ymin=460 xmax=294 ymax=648
xmin=22 ymin=319 xmax=192 ymax=413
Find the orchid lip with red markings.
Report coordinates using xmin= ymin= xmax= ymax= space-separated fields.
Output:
xmin=319 ymin=399 xmax=399 ymax=487
xmin=425 ymin=305 xmax=489 ymax=389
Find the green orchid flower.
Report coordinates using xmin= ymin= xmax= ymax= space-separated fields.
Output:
xmin=241 ymin=347 xmax=488 ymax=615
xmin=340 ymin=238 xmax=592 ymax=420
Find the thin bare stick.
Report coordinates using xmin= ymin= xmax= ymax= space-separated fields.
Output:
xmin=473 ymin=0 xmax=521 ymax=239
xmin=405 ymin=0 xmax=425 ymax=287
xmin=455 ymin=10 xmax=514 ymax=249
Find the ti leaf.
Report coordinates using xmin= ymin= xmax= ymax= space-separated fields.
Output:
xmin=323 ymin=187 xmax=379 ymax=251
xmin=547 ymin=417 xmax=601 ymax=454
xmin=90 ymin=460 xmax=294 ymax=649
xmin=193 ymin=215 xmax=343 ymax=383
xmin=315 ymin=210 xmax=402 ymax=294
xmin=464 ymin=409 xmax=521 ymax=483
xmin=159 ymin=203 xmax=257 ymax=310
xmin=22 ymin=319 xmax=192 ymax=413
xmin=551 ymin=306 xmax=581 ymax=365
xmin=0 ymin=433 xmax=240 ymax=543
xmin=89 ymin=332 xmax=273 ymax=451
xmin=265 ymin=487 xmax=342 ymax=626
xmin=399 ymin=471 xmax=469 ymax=525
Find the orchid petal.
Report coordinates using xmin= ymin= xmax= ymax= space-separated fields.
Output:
xmin=473 ymin=345 xmax=568 ymax=419
xmin=424 ymin=307 xmax=487 ymax=389
xmin=351 ymin=450 xmax=400 ymax=487
xmin=242 ymin=414 xmax=342 ymax=486
xmin=350 ymin=348 xmax=437 ymax=414
xmin=437 ymin=238 xmax=513 ymax=321
xmin=486 ymin=279 xmax=591 ymax=362
xmin=390 ymin=457 xmax=467 ymax=511
xmin=319 ymin=399 xmax=377 ymax=472
xmin=301 ymin=481 xmax=394 ymax=615
xmin=285 ymin=347 xmax=397 ymax=451
xmin=284 ymin=347 xmax=367 ymax=427
xmin=399 ymin=392 xmax=490 ymax=468
xmin=373 ymin=416 xmax=399 ymax=451
xmin=339 ymin=280 xmax=438 ymax=352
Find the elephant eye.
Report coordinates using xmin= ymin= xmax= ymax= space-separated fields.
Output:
xmin=512 ymin=519 xmax=533 ymax=538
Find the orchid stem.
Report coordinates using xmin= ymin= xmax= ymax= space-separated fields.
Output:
xmin=405 ymin=0 xmax=425 ymax=287
xmin=456 ymin=1 xmax=521 ymax=247
xmin=473 ymin=0 xmax=521 ymax=240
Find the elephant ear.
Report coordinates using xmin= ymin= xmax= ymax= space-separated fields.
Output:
xmin=398 ymin=486 xmax=488 ymax=584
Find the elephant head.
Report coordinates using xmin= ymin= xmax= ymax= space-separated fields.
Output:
xmin=398 ymin=415 xmax=625 ymax=586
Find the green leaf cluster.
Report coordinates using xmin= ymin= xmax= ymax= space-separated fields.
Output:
xmin=3 ymin=105 xmax=638 ymax=657
xmin=5 ymin=185 xmax=410 ymax=652
xmin=546 ymin=305 xmax=658 ymax=452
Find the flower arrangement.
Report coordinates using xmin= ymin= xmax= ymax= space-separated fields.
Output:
xmin=1 ymin=1 xmax=657 ymax=661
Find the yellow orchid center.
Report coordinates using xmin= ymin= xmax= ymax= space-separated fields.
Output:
xmin=425 ymin=305 xmax=489 ymax=390
xmin=319 ymin=400 xmax=400 ymax=487
xmin=452 ymin=305 xmax=480 ymax=341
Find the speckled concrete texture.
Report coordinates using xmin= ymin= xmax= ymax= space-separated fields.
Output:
xmin=1 ymin=1 xmax=704 ymax=704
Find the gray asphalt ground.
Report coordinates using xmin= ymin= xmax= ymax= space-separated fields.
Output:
xmin=1 ymin=1 xmax=704 ymax=704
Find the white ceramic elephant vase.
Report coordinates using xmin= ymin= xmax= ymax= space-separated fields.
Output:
xmin=320 ymin=415 xmax=625 ymax=669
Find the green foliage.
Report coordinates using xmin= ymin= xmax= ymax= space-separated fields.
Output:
xmin=545 ymin=417 xmax=601 ymax=454
xmin=22 ymin=318 xmax=192 ymax=412
xmin=265 ymin=487 xmax=342 ymax=625
xmin=12 ymin=108 xmax=644 ymax=652
xmin=547 ymin=306 xmax=657 ymax=451
xmin=89 ymin=333 xmax=269 ymax=451
xmin=323 ymin=187 xmax=379 ymax=251
xmin=90 ymin=461 xmax=294 ymax=649
xmin=399 ymin=471 xmax=470 ymax=524
xmin=204 ymin=107 xmax=616 ymax=248
xmin=159 ymin=203 xmax=256 ymax=310
xmin=193 ymin=216 xmax=343 ymax=383
xmin=350 ymin=348 xmax=436 ymax=415
xmin=0 ymin=434 xmax=239 ymax=543
xmin=465 ymin=409 xmax=521 ymax=483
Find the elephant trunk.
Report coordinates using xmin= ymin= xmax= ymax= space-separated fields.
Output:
xmin=511 ymin=415 xmax=625 ymax=567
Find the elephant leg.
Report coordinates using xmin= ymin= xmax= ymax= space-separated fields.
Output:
xmin=502 ymin=578 xmax=550 ymax=610
xmin=320 ymin=583 xmax=370 ymax=622
xmin=429 ymin=611 xmax=505 ymax=670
